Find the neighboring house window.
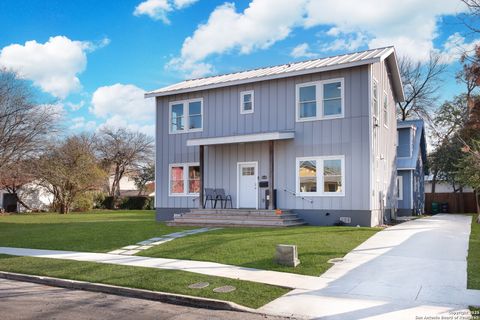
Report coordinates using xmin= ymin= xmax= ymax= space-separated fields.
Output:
xmin=240 ymin=90 xmax=254 ymax=114
xmin=169 ymin=163 xmax=200 ymax=196
xmin=373 ymin=79 xmax=379 ymax=125
xmin=396 ymin=176 xmax=403 ymax=200
xmin=169 ymin=99 xmax=203 ymax=133
xmin=296 ymin=156 xmax=345 ymax=196
xmin=296 ymin=78 xmax=344 ymax=121
xmin=383 ymin=91 xmax=388 ymax=127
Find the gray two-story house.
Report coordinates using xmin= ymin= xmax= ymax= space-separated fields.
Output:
xmin=146 ymin=47 xmax=404 ymax=227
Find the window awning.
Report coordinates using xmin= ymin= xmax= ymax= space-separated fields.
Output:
xmin=186 ymin=131 xmax=295 ymax=147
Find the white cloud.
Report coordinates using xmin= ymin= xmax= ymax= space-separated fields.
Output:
xmin=169 ymin=0 xmax=468 ymax=77
xmin=91 ymin=83 xmax=155 ymax=136
xmin=169 ymin=0 xmax=306 ymax=77
xmin=438 ymin=32 xmax=480 ymax=64
xmin=98 ymin=115 xmax=155 ymax=137
xmin=290 ymin=43 xmax=317 ymax=59
xmin=304 ymin=0 xmax=466 ymax=62
xmin=173 ymin=0 xmax=197 ymax=9
xmin=133 ymin=0 xmax=198 ymax=23
xmin=91 ymin=83 xmax=153 ymax=120
xmin=70 ymin=116 xmax=97 ymax=131
xmin=0 ymin=36 xmax=108 ymax=99
xmin=322 ymin=32 xmax=367 ymax=52
xmin=66 ymin=100 xmax=85 ymax=111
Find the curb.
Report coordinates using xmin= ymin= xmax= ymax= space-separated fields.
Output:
xmin=0 ymin=271 xmax=260 ymax=314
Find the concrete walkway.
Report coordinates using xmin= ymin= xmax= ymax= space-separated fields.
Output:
xmin=0 ymin=214 xmax=477 ymax=319
xmin=259 ymin=214 xmax=479 ymax=319
xmin=0 ymin=247 xmax=326 ymax=290
xmin=108 ymin=228 xmax=221 ymax=255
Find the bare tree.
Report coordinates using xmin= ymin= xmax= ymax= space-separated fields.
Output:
xmin=397 ymin=53 xmax=447 ymax=121
xmin=0 ymin=70 xmax=59 ymax=171
xmin=95 ymin=128 xmax=154 ymax=200
xmin=36 ymin=135 xmax=106 ymax=214
xmin=461 ymin=0 xmax=480 ymax=32
xmin=133 ymin=162 xmax=155 ymax=196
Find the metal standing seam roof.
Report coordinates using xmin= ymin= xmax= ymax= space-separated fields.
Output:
xmin=145 ymin=46 xmax=404 ymax=101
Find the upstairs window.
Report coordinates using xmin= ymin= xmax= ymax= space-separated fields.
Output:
xmin=373 ymin=79 xmax=379 ymax=123
xmin=240 ymin=90 xmax=254 ymax=114
xmin=169 ymin=163 xmax=200 ymax=196
xmin=296 ymin=78 xmax=344 ymax=122
xmin=169 ymin=99 xmax=203 ymax=133
xmin=383 ymin=91 xmax=388 ymax=127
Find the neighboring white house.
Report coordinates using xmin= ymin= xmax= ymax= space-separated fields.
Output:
xmin=0 ymin=182 xmax=53 ymax=212
xmin=108 ymin=174 xmax=154 ymax=197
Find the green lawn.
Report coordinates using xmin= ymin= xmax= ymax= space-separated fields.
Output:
xmin=0 ymin=210 xmax=191 ymax=252
xmin=139 ymin=226 xmax=380 ymax=276
xmin=0 ymin=254 xmax=288 ymax=309
xmin=468 ymin=214 xmax=480 ymax=289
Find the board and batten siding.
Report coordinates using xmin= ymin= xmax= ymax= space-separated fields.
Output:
xmin=155 ymin=65 xmax=372 ymax=211
xmin=370 ymin=60 xmax=398 ymax=224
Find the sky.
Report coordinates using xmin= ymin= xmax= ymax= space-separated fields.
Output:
xmin=0 ymin=0 xmax=478 ymax=136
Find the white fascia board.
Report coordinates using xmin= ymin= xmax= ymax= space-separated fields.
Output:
xmin=186 ymin=131 xmax=295 ymax=147
xmin=145 ymin=58 xmax=380 ymax=98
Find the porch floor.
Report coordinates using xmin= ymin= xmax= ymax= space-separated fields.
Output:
xmin=167 ymin=209 xmax=306 ymax=227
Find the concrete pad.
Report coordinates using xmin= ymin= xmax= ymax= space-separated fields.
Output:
xmin=259 ymin=214 xmax=474 ymax=319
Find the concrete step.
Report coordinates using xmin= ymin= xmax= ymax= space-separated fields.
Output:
xmin=170 ymin=217 xmax=305 ymax=226
xmin=170 ymin=208 xmax=306 ymax=228
xmin=174 ymin=213 xmax=301 ymax=221
xmin=166 ymin=220 xmax=307 ymax=228
xmin=188 ymin=209 xmax=292 ymax=216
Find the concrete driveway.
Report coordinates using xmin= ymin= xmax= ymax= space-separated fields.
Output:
xmin=260 ymin=214 xmax=479 ymax=319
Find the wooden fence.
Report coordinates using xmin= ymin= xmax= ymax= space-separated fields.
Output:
xmin=425 ymin=192 xmax=477 ymax=213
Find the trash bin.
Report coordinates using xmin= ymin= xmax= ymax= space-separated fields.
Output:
xmin=441 ymin=202 xmax=449 ymax=213
xmin=431 ymin=202 xmax=440 ymax=214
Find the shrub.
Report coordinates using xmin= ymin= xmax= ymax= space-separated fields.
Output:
xmin=119 ymin=196 xmax=152 ymax=210
xmin=101 ymin=196 xmax=115 ymax=209
xmin=72 ymin=193 xmax=94 ymax=212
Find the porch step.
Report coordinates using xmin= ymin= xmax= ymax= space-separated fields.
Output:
xmin=167 ymin=209 xmax=306 ymax=227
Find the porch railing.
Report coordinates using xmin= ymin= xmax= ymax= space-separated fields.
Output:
xmin=283 ymin=188 xmax=314 ymax=205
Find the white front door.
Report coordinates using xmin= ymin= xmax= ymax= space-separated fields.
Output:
xmin=237 ymin=162 xmax=258 ymax=209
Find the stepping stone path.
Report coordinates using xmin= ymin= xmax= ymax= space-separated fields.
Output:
xmin=108 ymin=227 xmax=221 ymax=256
xmin=213 ymin=285 xmax=236 ymax=293
xmin=188 ymin=282 xmax=210 ymax=289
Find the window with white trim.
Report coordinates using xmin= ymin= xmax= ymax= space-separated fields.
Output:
xmin=396 ymin=176 xmax=403 ymax=200
xmin=296 ymin=78 xmax=344 ymax=121
xmin=373 ymin=79 xmax=379 ymax=124
xmin=240 ymin=90 xmax=254 ymax=114
xmin=169 ymin=99 xmax=203 ymax=133
xmin=296 ymin=156 xmax=345 ymax=196
xmin=169 ymin=163 xmax=200 ymax=196
xmin=383 ymin=91 xmax=388 ymax=127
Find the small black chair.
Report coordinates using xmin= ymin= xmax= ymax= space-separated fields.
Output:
xmin=204 ymin=188 xmax=217 ymax=208
xmin=214 ymin=188 xmax=233 ymax=209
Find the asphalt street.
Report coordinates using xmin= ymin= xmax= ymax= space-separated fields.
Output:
xmin=0 ymin=279 xmax=289 ymax=320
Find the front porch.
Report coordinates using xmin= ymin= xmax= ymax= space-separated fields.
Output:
xmin=188 ymin=131 xmax=295 ymax=211
xmin=166 ymin=208 xmax=306 ymax=227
